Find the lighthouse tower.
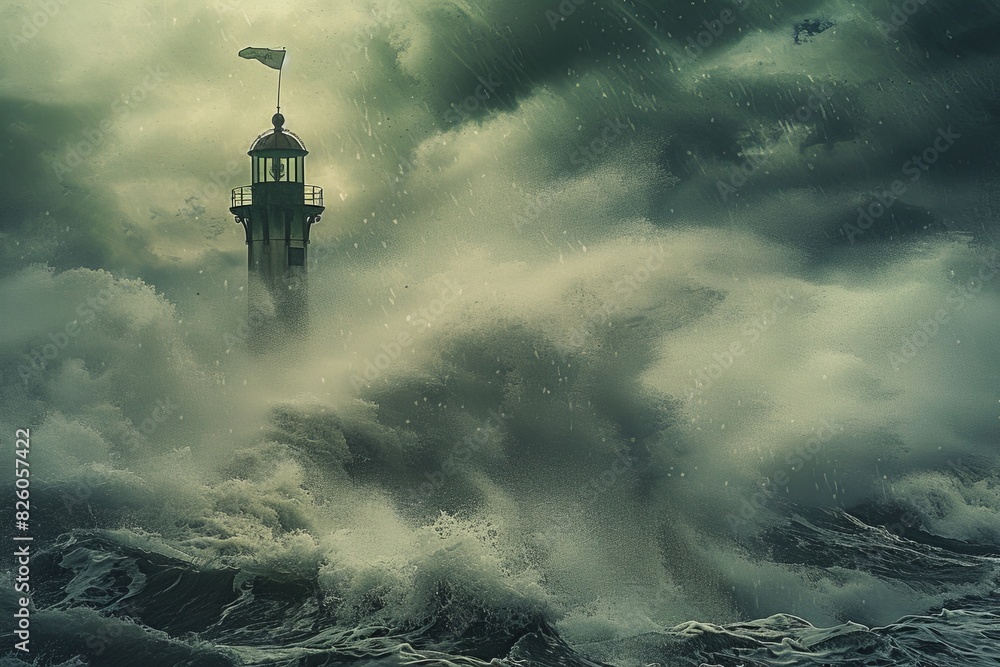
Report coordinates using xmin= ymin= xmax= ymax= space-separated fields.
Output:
xmin=230 ymin=113 xmax=324 ymax=343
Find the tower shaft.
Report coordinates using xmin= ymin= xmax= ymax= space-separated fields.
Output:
xmin=230 ymin=113 xmax=324 ymax=345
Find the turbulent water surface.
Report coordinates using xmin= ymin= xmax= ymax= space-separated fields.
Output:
xmin=2 ymin=0 xmax=1000 ymax=665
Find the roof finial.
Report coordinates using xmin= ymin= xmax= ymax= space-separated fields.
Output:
xmin=272 ymin=112 xmax=285 ymax=132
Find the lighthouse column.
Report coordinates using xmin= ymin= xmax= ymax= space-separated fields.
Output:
xmin=230 ymin=113 xmax=324 ymax=346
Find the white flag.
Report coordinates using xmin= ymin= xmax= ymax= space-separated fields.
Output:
xmin=238 ymin=47 xmax=285 ymax=70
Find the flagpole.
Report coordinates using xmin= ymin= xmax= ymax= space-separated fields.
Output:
xmin=276 ymin=48 xmax=285 ymax=113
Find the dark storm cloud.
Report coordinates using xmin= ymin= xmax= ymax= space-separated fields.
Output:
xmin=333 ymin=0 xmax=1000 ymax=271
xmin=3 ymin=0 xmax=994 ymax=277
xmin=0 ymin=54 xmax=175 ymax=276
xmin=0 ymin=96 xmax=151 ymax=275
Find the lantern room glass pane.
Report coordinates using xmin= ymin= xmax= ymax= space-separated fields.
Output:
xmin=252 ymin=156 xmax=302 ymax=183
xmin=269 ymin=157 xmax=287 ymax=181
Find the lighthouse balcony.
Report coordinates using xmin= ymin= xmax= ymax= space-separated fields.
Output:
xmin=230 ymin=184 xmax=324 ymax=209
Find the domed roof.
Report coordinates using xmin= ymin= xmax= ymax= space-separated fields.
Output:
xmin=249 ymin=113 xmax=308 ymax=153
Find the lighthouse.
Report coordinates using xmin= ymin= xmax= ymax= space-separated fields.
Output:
xmin=230 ymin=112 xmax=324 ymax=343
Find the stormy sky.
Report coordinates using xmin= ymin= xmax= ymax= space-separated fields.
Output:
xmin=2 ymin=0 xmax=1000 ymax=633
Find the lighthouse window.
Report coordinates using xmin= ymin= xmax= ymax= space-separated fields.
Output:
xmin=288 ymin=247 xmax=305 ymax=266
xmin=269 ymin=158 xmax=285 ymax=181
xmin=252 ymin=157 xmax=303 ymax=183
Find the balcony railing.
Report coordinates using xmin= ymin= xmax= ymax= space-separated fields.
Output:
xmin=231 ymin=184 xmax=324 ymax=208
xmin=232 ymin=186 xmax=252 ymax=208
xmin=304 ymin=185 xmax=323 ymax=206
